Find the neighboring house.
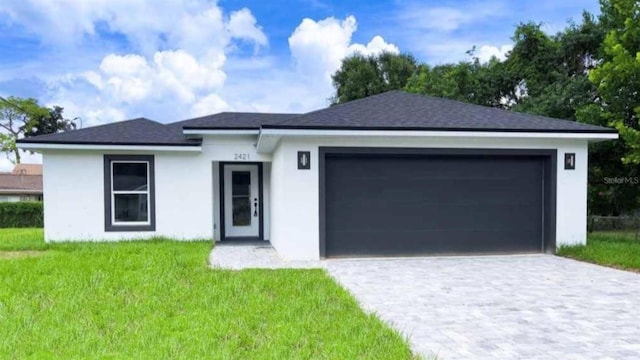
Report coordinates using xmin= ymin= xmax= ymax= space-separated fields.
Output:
xmin=0 ymin=164 xmax=43 ymax=202
xmin=12 ymin=163 xmax=43 ymax=176
xmin=17 ymin=91 xmax=617 ymax=260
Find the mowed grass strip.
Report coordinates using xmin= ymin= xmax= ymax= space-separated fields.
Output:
xmin=558 ymin=231 xmax=640 ymax=272
xmin=0 ymin=228 xmax=47 ymax=251
xmin=0 ymin=229 xmax=416 ymax=359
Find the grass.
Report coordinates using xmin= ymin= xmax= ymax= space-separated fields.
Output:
xmin=0 ymin=228 xmax=47 ymax=251
xmin=0 ymin=228 xmax=416 ymax=359
xmin=558 ymin=231 xmax=640 ymax=272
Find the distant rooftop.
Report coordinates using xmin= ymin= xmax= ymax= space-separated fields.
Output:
xmin=11 ymin=164 xmax=42 ymax=176
xmin=0 ymin=172 xmax=43 ymax=194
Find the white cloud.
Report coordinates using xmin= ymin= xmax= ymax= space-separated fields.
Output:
xmin=288 ymin=15 xmax=398 ymax=88
xmin=475 ymin=44 xmax=513 ymax=62
xmin=391 ymin=1 xmax=513 ymax=64
xmin=95 ymin=50 xmax=226 ymax=105
xmin=227 ymin=8 xmax=268 ymax=47
xmin=191 ymin=94 xmax=230 ymax=117
xmin=350 ymin=35 xmax=399 ymax=55
xmin=0 ymin=1 xmax=256 ymax=57
xmin=397 ymin=2 xmax=505 ymax=32
xmin=0 ymin=0 xmax=269 ymax=126
xmin=53 ymin=13 xmax=398 ymax=123
xmin=411 ymin=8 xmax=474 ymax=32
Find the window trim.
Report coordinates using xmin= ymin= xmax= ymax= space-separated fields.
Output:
xmin=104 ymin=155 xmax=156 ymax=232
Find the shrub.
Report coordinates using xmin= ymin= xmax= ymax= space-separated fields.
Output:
xmin=0 ymin=202 xmax=43 ymax=228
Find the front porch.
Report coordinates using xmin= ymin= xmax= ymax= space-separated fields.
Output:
xmin=208 ymin=240 xmax=321 ymax=269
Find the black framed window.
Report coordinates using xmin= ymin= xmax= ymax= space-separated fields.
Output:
xmin=104 ymin=155 xmax=156 ymax=231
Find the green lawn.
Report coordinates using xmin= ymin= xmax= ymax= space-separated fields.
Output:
xmin=0 ymin=228 xmax=48 ymax=251
xmin=558 ymin=231 xmax=640 ymax=271
xmin=0 ymin=229 xmax=416 ymax=359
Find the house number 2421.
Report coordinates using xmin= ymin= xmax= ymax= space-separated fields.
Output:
xmin=234 ymin=153 xmax=250 ymax=160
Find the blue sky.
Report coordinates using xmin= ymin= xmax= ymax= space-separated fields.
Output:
xmin=0 ymin=0 xmax=600 ymax=168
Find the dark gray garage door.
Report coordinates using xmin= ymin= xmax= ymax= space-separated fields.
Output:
xmin=323 ymin=153 xmax=550 ymax=258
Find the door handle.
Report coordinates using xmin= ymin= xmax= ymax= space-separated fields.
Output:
xmin=253 ymin=198 xmax=258 ymax=217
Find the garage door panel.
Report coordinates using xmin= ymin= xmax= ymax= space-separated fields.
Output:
xmin=324 ymin=154 xmax=546 ymax=257
xmin=329 ymin=203 xmax=540 ymax=233
xmin=326 ymin=228 xmax=542 ymax=256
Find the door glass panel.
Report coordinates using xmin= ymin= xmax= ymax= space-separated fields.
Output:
xmin=232 ymin=171 xmax=251 ymax=226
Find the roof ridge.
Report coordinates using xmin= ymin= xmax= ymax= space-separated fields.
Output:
xmin=169 ymin=111 xmax=301 ymax=127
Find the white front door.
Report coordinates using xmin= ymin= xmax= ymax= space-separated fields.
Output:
xmin=223 ymin=164 xmax=260 ymax=238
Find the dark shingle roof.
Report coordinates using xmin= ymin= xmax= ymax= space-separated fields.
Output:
xmin=265 ymin=91 xmax=616 ymax=133
xmin=17 ymin=91 xmax=616 ymax=147
xmin=17 ymin=118 xmax=202 ymax=146
xmin=173 ymin=112 xmax=300 ymax=130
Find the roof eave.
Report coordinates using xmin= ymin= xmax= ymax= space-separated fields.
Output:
xmin=17 ymin=142 xmax=203 ymax=152
xmin=256 ymin=128 xmax=618 ymax=153
xmin=259 ymin=124 xmax=618 ymax=134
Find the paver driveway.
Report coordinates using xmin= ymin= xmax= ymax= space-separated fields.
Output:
xmin=325 ymin=255 xmax=640 ymax=360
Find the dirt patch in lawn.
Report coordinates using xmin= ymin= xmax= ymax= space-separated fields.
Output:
xmin=0 ymin=251 xmax=46 ymax=260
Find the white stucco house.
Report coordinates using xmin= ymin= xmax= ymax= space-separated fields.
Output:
xmin=18 ymin=91 xmax=618 ymax=260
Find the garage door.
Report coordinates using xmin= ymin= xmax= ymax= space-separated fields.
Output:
xmin=323 ymin=152 xmax=551 ymax=257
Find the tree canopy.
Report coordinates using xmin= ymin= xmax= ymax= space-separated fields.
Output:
xmin=331 ymin=52 xmax=418 ymax=104
xmin=589 ymin=0 xmax=640 ymax=164
xmin=0 ymin=97 xmax=76 ymax=164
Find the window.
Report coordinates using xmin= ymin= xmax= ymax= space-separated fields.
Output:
xmin=104 ymin=155 xmax=155 ymax=231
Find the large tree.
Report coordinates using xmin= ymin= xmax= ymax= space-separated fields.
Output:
xmin=331 ymin=52 xmax=418 ymax=104
xmin=589 ymin=0 xmax=640 ymax=164
xmin=0 ymin=97 xmax=76 ymax=164
xmin=404 ymin=57 xmax=508 ymax=108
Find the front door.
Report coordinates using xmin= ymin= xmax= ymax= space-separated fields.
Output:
xmin=223 ymin=164 xmax=260 ymax=238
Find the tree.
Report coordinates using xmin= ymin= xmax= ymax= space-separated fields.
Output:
xmin=24 ymin=105 xmax=76 ymax=138
xmin=404 ymin=58 xmax=508 ymax=108
xmin=0 ymin=97 xmax=76 ymax=164
xmin=331 ymin=52 xmax=418 ymax=104
xmin=589 ymin=0 xmax=640 ymax=164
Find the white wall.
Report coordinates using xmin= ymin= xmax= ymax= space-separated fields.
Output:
xmin=42 ymin=135 xmax=271 ymax=242
xmin=269 ymin=135 xmax=590 ymax=260
xmin=41 ymin=132 xmax=591 ymax=258
xmin=43 ymin=150 xmax=212 ymax=241
xmin=269 ymin=142 xmax=286 ymax=255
